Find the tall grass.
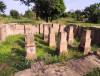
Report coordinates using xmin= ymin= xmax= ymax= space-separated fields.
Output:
xmin=0 ymin=35 xmax=31 ymax=76
xmin=35 ymin=34 xmax=83 ymax=64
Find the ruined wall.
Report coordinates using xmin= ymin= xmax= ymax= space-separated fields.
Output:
xmin=73 ymin=25 xmax=100 ymax=46
xmin=0 ymin=24 xmax=38 ymax=42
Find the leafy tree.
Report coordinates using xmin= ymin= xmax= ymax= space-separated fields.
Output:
xmin=75 ymin=10 xmax=82 ymax=20
xmin=10 ymin=10 xmax=20 ymax=19
xmin=17 ymin=0 xmax=66 ymax=22
xmin=61 ymin=12 xmax=68 ymax=17
xmin=24 ymin=10 xmax=35 ymax=19
xmin=0 ymin=1 xmax=6 ymax=13
xmin=84 ymin=3 xmax=100 ymax=23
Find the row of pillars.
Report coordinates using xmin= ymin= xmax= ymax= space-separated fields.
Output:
xmin=24 ymin=24 xmax=92 ymax=60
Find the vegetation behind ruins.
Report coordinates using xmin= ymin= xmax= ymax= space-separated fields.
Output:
xmin=0 ymin=0 xmax=100 ymax=76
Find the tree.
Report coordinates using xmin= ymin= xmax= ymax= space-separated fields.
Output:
xmin=24 ymin=10 xmax=35 ymax=19
xmin=0 ymin=1 xmax=6 ymax=13
xmin=17 ymin=0 xmax=66 ymax=22
xmin=75 ymin=10 xmax=82 ymax=20
xmin=84 ymin=3 xmax=100 ymax=23
xmin=10 ymin=10 xmax=20 ymax=19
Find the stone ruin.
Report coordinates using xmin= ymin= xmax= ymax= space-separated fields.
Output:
xmin=0 ymin=23 xmax=99 ymax=76
xmin=79 ymin=29 xmax=92 ymax=55
xmin=48 ymin=27 xmax=56 ymax=48
xmin=25 ymin=34 xmax=37 ymax=60
xmin=39 ymin=24 xmax=43 ymax=34
xmin=57 ymin=31 xmax=68 ymax=55
xmin=68 ymin=25 xmax=74 ymax=45
xmin=52 ymin=23 xmax=60 ymax=33
xmin=43 ymin=24 xmax=49 ymax=42
xmin=0 ymin=23 xmax=100 ymax=59
xmin=24 ymin=25 xmax=37 ymax=60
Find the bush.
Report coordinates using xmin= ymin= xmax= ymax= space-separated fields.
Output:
xmin=10 ymin=10 xmax=20 ymax=19
xmin=24 ymin=10 xmax=35 ymax=19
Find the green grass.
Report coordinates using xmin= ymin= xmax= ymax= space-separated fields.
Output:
xmin=0 ymin=35 xmax=32 ymax=76
xmin=85 ymin=68 xmax=100 ymax=76
xmin=0 ymin=16 xmax=100 ymax=27
xmin=0 ymin=32 xmax=99 ymax=76
xmin=91 ymin=44 xmax=100 ymax=52
xmin=0 ymin=16 xmax=45 ymax=25
xmin=35 ymin=34 xmax=83 ymax=64
xmin=53 ymin=17 xmax=100 ymax=27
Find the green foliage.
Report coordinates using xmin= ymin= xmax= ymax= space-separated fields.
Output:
xmin=75 ymin=10 xmax=82 ymax=20
xmin=35 ymin=34 xmax=83 ymax=64
xmin=0 ymin=1 xmax=6 ymax=13
xmin=10 ymin=10 xmax=20 ymax=19
xmin=85 ymin=68 xmax=100 ymax=76
xmin=61 ymin=12 xmax=68 ymax=17
xmin=24 ymin=10 xmax=35 ymax=19
xmin=0 ymin=35 xmax=32 ymax=75
xmin=84 ymin=3 xmax=100 ymax=23
xmin=18 ymin=0 xmax=66 ymax=22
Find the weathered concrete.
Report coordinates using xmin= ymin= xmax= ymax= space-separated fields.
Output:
xmin=15 ymin=53 xmax=100 ymax=76
xmin=48 ymin=27 xmax=56 ymax=48
xmin=52 ymin=23 xmax=60 ymax=33
xmin=25 ymin=26 xmax=37 ymax=60
xmin=43 ymin=25 xmax=49 ymax=42
xmin=68 ymin=26 xmax=74 ymax=45
xmin=57 ymin=32 xmax=68 ymax=55
xmin=79 ymin=29 xmax=92 ymax=55
xmin=39 ymin=24 xmax=43 ymax=34
xmin=59 ymin=25 xmax=66 ymax=32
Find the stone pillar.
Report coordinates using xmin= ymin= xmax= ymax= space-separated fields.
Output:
xmin=68 ymin=26 xmax=74 ymax=45
xmin=0 ymin=25 xmax=7 ymax=41
xmin=57 ymin=32 xmax=68 ymax=55
xmin=53 ymin=23 xmax=60 ymax=33
xmin=25 ymin=26 xmax=37 ymax=60
xmin=43 ymin=25 xmax=49 ymax=42
xmin=59 ymin=25 xmax=66 ymax=32
xmin=49 ymin=27 xmax=56 ymax=48
xmin=39 ymin=24 xmax=43 ymax=34
xmin=78 ymin=29 xmax=91 ymax=55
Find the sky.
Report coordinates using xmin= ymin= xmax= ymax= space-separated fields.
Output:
xmin=1 ymin=0 xmax=100 ymax=15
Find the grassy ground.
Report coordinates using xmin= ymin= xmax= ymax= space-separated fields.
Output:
xmin=0 ymin=16 xmax=100 ymax=75
xmin=35 ymin=34 xmax=83 ymax=64
xmin=53 ymin=17 xmax=100 ymax=27
xmin=0 ymin=35 xmax=31 ymax=76
xmin=0 ymin=16 xmax=44 ymax=25
xmin=0 ymin=33 xmax=100 ymax=76
xmin=85 ymin=68 xmax=100 ymax=76
xmin=0 ymin=34 xmax=83 ymax=76
xmin=0 ymin=16 xmax=100 ymax=27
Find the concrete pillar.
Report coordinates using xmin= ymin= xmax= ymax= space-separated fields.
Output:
xmin=57 ymin=32 xmax=68 ymax=55
xmin=78 ymin=29 xmax=91 ymax=55
xmin=39 ymin=24 xmax=43 ymax=34
xmin=49 ymin=27 xmax=56 ymax=48
xmin=43 ymin=25 xmax=49 ymax=42
xmin=53 ymin=23 xmax=60 ymax=33
xmin=59 ymin=25 xmax=66 ymax=32
xmin=25 ymin=26 xmax=37 ymax=60
xmin=68 ymin=26 xmax=74 ymax=45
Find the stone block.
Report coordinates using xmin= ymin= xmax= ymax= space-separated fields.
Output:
xmin=48 ymin=27 xmax=56 ymax=48
xmin=79 ymin=29 xmax=91 ymax=55
xmin=57 ymin=32 xmax=68 ymax=55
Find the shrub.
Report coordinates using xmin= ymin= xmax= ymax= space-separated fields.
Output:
xmin=24 ymin=10 xmax=35 ymax=19
xmin=10 ymin=10 xmax=20 ymax=19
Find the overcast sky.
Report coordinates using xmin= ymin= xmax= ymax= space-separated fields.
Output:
xmin=1 ymin=0 xmax=100 ymax=15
